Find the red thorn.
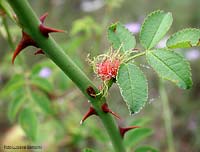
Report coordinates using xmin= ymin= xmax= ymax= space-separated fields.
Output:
xmin=40 ymin=12 xmax=48 ymax=23
xmin=39 ymin=13 xmax=64 ymax=37
xmin=80 ymin=106 xmax=97 ymax=125
xmin=119 ymin=126 xmax=140 ymax=138
xmin=12 ymin=32 xmax=38 ymax=64
xmin=39 ymin=24 xmax=65 ymax=37
xmin=34 ymin=49 xmax=45 ymax=55
xmin=101 ymin=103 xmax=121 ymax=119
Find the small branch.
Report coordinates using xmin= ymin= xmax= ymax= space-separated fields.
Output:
xmin=159 ymin=79 xmax=175 ymax=152
xmin=126 ymin=51 xmax=146 ymax=62
xmin=7 ymin=0 xmax=126 ymax=151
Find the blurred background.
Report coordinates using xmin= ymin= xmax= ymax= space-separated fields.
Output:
xmin=0 ymin=0 xmax=200 ymax=152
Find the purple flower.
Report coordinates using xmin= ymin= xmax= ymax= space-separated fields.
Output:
xmin=125 ymin=22 xmax=140 ymax=34
xmin=39 ymin=67 xmax=52 ymax=78
xmin=185 ymin=49 xmax=200 ymax=61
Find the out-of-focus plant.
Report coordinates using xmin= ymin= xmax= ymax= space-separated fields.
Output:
xmin=0 ymin=0 xmax=200 ymax=152
xmin=70 ymin=16 xmax=102 ymax=37
xmin=105 ymin=0 xmax=124 ymax=9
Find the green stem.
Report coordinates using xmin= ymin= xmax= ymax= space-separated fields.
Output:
xmin=2 ymin=16 xmax=15 ymax=50
xmin=7 ymin=0 xmax=125 ymax=151
xmin=159 ymin=80 xmax=175 ymax=152
xmin=126 ymin=51 xmax=146 ymax=62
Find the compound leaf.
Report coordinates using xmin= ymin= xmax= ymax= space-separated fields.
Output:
xmin=124 ymin=128 xmax=153 ymax=148
xmin=31 ymin=76 xmax=53 ymax=93
xmin=140 ymin=10 xmax=173 ymax=49
xmin=31 ymin=92 xmax=54 ymax=115
xmin=166 ymin=28 xmax=200 ymax=49
xmin=117 ymin=63 xmax=148 ymax=114
xmin=8 ymin=95 xmax=26 ymax=122
xmin=19 ymin=108 xmax=38 ymax=141
xmin=0 ymin=74 xmax=24 ymax=98
xmin=146 ymin=49 xmax=192 ymax=89
xmin=108 ymin=22 xmax=136 ymax=51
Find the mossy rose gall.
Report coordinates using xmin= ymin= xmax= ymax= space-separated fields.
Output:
xmin=96 ymin=58 xmax=120 ymax=80
xmin=89 ymin=47 xmax=131 ymax=81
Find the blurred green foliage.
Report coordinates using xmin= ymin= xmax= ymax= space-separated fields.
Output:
xmin=0 ymin=0 xmax=200 ymax=152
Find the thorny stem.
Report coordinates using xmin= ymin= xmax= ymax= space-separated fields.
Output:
xmin=7 ymin=0 xmax=126 ymax=152
xmin=159 ymin=80 xmax=175 ymax=152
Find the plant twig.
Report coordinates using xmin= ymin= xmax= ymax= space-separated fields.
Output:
xmin=126 ymin=51 xmax=146 ymax=62
xmin=159 ymin=79 xmax=175 ymax=152
xmin=7 ymin=0 xmax=126 ymax=151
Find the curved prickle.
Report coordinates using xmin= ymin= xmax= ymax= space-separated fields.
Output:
xmin=119 ymin=126 xmax=140 ymax=138
xmin=101 ymin=103 xmax=121 ymax=119
xmin=39 ymin=12 xmax=65 ymax=37
xmin=12 ymin=31 xmax=38 ymax=64
xmin=80 ymin=106 xmax=97 ymax=125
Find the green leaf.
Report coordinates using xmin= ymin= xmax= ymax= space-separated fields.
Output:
xmin=146 ymin=49 xmax=192 ymax=89
xmin=31 ymin=92 xmax=54 ymax=115
xmin=31 ymin=76 xmax=53 ymax=93
xmin=108 ymin=22 xmax=136 ymax=51
xmin=60 ymin=36 xmax=86 ymax=55
xmin=19 ymin=108 xmax=38 ymax=141
xmin=140 ymin=10 xmax=173 ymax=49
xmin=8 ymin=95 xmax=26 ymax=122
xmin=117 ymin=63 xmax=148 ymax=114
xmin=124 ymin=128 xmax=153 ymax=148
xmin=166 ymin=28 xmax=200 ymax=49
xmin=0 ymin=74 xmax=24 ymax=98
xmin=130 ymin=117 xmax=151 ymax=126
xmin=0 ymin=0 xmax=16 ymax=23
xmin=30 ymin=65 xmax=43 ymax=77
xmin=135 ymin=146 xmax=158 ymax=152
xmin=90 ymin=126 xmax=109 ymax=143
xmin=71 ymin=16 xmax=101 ymax=36
xmin=82 ymin=148 xmax=95 ymax=152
